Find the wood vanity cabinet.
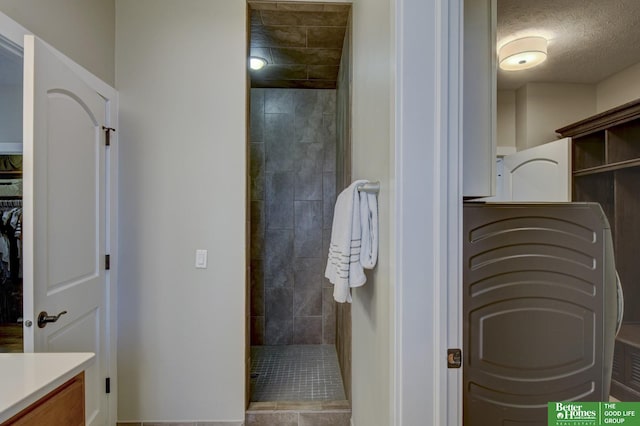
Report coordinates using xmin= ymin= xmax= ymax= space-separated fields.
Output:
xmin=2 ymin=373 xmax=84 ymax=426
xmin=557 ymin=99 xmax=640 ymax=401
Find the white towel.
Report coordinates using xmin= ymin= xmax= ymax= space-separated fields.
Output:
xmin=325 ymin=180 xmax=379 ymax=303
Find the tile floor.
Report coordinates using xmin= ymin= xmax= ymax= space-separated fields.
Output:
xmin=250 ymin=345 xmax=346 ymax=402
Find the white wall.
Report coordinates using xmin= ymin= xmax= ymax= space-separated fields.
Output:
xmin=350 ymin=0 xmax=393 ymax=424
xmin=115 ymin=0 xmax=246 ymax=422
xmin=0 ymin=0 xmax=114 ymax=85
xmin=497 ymin=90 xmax=515 ymax=148
xmin=596 ymin=61 xmax=640 ymax=113
xmin=515 ymin=82 xmax=596 ymax=150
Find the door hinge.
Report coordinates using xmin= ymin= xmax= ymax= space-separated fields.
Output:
xmin=105 ymin=254 xmax=111 ymax=270
xmin=102 ymin=126 xmax=115 ymax=146
xmin=447 ymin=348 xmax=462 ymax=368
xmin=105 ymin=377 xmax=111 ymax=394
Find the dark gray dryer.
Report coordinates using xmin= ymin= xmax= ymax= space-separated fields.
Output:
xmin=463 ymin=203 xmax=618 ymax=425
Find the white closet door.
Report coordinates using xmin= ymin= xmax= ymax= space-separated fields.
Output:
xmin=22 ymin=35 xmax=108 ymax=426
xmin=502 ymin=138 xmax=571 ymax=202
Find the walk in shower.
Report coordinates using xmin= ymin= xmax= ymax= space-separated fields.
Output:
xmin=249 ymin=87 xmax=346 ymax=402
xmin=247 ymin=1 xmax=352 ymax=406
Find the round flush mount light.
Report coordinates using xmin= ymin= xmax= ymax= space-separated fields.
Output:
xmin=249 ymin=56 xmax=267 ymax=70
xmin=499 ymin=36 xmax=548 ymax=71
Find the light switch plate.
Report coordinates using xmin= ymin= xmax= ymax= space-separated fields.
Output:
xmin=195 ymin=249 xmax=208 ymax=269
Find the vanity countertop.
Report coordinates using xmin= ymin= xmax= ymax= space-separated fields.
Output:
xmin=0 ymin=352 xmax=94 ymax=423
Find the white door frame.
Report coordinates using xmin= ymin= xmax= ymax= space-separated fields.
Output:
xmin=0 ymin=11 xmax=118 ymax=426
xmin=393 ymin=0 xmax=462 ymax=424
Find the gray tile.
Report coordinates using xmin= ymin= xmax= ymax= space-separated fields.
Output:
xmin=322 ymin=113 xmax=336 ymax=145
xmin=270 ymin=47 xmax=342 ymax=66
xmin=250 ymin=345 xmax=346 ymax=402
xmin=294 ymin=267 xmax=322 ymax=316
xmin=294 ymin=142 xmax=324 ymax=173
xmin=295 ymin=171 xmax=323 ymax=201
xmin=251 ymin=315 xmax=265 ymax=345
xmin=293 ymin=316 xmax=323 ymax=344
xmin=308 ymin=65 xmax=340 ymax=81
xmin=251 ymin=201 xmax=264 ymax=259
xmin=252 ymin=89 xmax=265 ymax=114
xmin=266 ymin=287 xmax=293 ymax=320
xmin=266 ymin=172 xmax=294 ymax=229
xmin=251 ymin=259 xmax=264 ymax=316
xmin=250 ymin=143 xmax=265 ymax=200
xmin=322 ymin=229 xmax=332 ymax=273
xmin=299 ymin=412 xmax=351 ymax=426
xmin=307 ymin=27 xmax=347 ymax=49
xmin=250 ymin=90 xmax=265 ymax=142
xmin=265 ymin=317 xmax=293 ymax=345
xmin=318 ymin=90 xmax=337 ymax=113
xmin=264 ymin=229 xmax=294 ymax=288
xmin=256 ymin=64 xmax=308 ymax=81
xmin=295 ymin=232 xmax=323 ymax=258
xmin=251 ymin=25 xmax=307 ymax=48
xmin=265 ymin=114 xmax=295 ymax=172
xmin=295 ymin=91 xmax=325 ymax=143
xmin=323 ymin=287 xmax=336 ymax=344
xmin=265 ymin=89 xmax=294 ymax=114
xmin=323 ymin=138 xmax=336 ymax=173
xmin=323 ymin=173 xmax=336 ymax=229
xmin=294 ymin=257 xmax=323 ymax=274
xmin=197 ymin=422 xmax=244 ymax=426
xmin=294 ymin=201 xmax=323 ymax=258
xmin=260 ymin=10 xmax=349 ymax=27
xmin=295 ymin=200 xmax=323 ymax=231
xmin=245 ymin=412 xmax=298 ymax=426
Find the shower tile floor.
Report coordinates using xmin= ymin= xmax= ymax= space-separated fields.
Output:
xmin=250 ymin=344 xmax=347 ymax=402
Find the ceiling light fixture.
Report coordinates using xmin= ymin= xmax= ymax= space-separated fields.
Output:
xmin=499 ymin=36 xmax=548 ymax=71
xmin=249 ymin=56 xmax=267 ymax=71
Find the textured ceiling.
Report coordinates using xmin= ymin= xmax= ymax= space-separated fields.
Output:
xmin=498 ymin=0 xmax=640 ymax=90
xmin=248 ymin=1 xmax=350 ymax=89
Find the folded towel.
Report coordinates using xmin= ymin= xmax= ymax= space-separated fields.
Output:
xmin=325 ymin=180 xmax=379 ymax=303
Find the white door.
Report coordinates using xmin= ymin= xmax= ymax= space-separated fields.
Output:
xmin=22 ymin=35 xmax=108 ymax=426
xmin=502 ymin=138 xmax=571 ymax=202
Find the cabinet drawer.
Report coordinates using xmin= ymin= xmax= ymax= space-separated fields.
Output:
xmin=3 ymin=373 xmax=84 ymax=426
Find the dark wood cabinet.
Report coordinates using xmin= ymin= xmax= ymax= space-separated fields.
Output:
xmin=558 ymin=99 xmax=640 ymax=400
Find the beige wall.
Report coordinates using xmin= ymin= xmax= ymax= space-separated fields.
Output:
xmin=116 ymin=0 xmax=246 ymax=421
xmin=0 ymin=0 xmax=115 ymax=85
xmin=596 ymin=62 xmax=640 ymax=113
xmin=497 ymin=90 xmax=515 ymax=148
xmin=515 ymin=83 xmax=596 ymax=150
xmin=350 ymin=0 xmax=393 ymax=424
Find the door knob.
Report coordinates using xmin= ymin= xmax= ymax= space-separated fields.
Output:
xmin=37 ymin=310 xmax=68 ymax=328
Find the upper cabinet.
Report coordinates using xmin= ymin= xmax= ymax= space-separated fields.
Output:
xmin=463 ymin=0 xmax=497 ymax=197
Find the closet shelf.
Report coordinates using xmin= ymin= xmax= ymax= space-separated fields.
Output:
xmin=573 ymin=158 xmax=640 ymax=176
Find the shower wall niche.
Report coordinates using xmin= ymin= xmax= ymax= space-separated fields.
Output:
xmin=250 ymin=88 xmax=337 ymax=346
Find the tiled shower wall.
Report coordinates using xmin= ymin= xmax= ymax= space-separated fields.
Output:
xmin=250 ymin=88 xmax=337 ymax=345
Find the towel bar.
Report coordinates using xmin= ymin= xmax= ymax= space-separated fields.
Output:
xmin=357 ymin=181 xmax=380 ymax=194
